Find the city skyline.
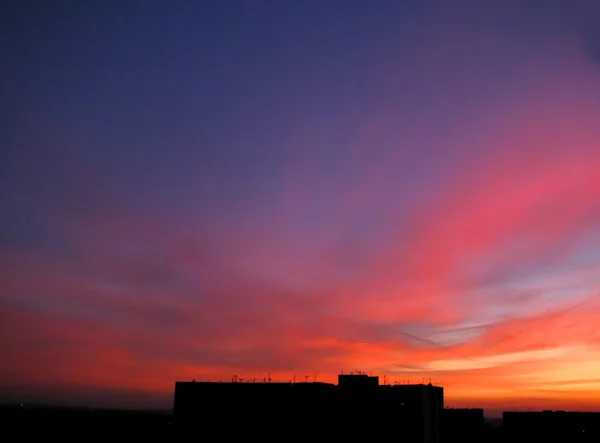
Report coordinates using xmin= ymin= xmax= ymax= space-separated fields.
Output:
xmin=2 ymin=1 xmax=600 ymax=413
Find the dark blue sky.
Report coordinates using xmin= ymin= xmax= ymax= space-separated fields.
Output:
xmin=5 ymin=1 xmax=421 ymax=216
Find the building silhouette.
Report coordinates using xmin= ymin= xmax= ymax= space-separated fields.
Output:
xmin=174 ymin=373 xmax=443 ymax=442
xmin=442 ymin=408 xmax=484 ymax=442
xmin=503 ymin=410 xmax=600 ymax=442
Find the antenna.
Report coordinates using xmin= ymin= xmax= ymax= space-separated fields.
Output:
xmin=268 ymin=373 xmax=271 ymax=383
xmin=293 ymin=373 xmax=296 ymax=384
xmin=304 ymin=375 xmax=308 ymax=383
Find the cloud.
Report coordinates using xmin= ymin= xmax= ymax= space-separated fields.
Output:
xmin=4 ymin=99 xmax=600 ymax=406
xmin=423 ymin=346 xmax=583 ymax=372
xmin=2 ymin=0 xmax=600 ymax=410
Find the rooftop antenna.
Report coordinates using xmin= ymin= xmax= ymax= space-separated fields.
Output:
xmin=314 ymin=372 xmax=319 ymax=382
xmin=304 ymin=375 xmax=308 ymax=383
xmin=268 ymin=373 xmax=271 ymax=383
xmin=293 ymin=373 xmax=296 ymax=384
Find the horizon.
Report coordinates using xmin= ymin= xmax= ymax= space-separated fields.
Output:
xmin=2 ymin=1 xmax=600 ymax=413
xmin=4 ymin=374 xmax=600 ymax=418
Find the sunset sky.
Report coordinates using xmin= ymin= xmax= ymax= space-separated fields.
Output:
xmin=2 ymin=1 xmax=600 ymax=414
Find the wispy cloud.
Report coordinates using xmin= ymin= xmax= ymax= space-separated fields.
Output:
xmin=2 ymin=0 xmax=600 ymax=410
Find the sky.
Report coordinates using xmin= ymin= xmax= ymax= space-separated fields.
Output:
xmin=2 ymin=0 xmax=600 ymax=414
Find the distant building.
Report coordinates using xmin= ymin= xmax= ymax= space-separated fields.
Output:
xmin=503 ymin=410 xmax=600 ymax=442
xmin=442 ymin=408 xmax=484 ymax=443
xmin=173 ymin=373 xmax=444 ymax=443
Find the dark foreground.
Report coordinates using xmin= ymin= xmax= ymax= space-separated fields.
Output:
xmin=4 ymin=404 xmax=599 ymax=442
xmin=2 ymin=405 xmax=174 ymax=438
xmin=2 ymin=404 xmax=505 ymax=442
